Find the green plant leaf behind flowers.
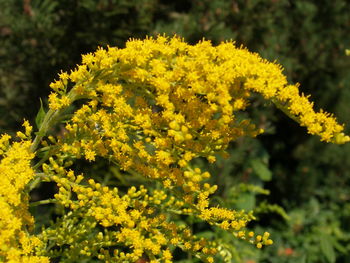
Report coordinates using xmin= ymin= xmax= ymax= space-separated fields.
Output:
xmin=35 ymin=98 xmax=46 ymax=130
xmin=250 ymin=158 xmax=272 ymax=181
xmin=320 ymin=233 xmax=336 ymax=263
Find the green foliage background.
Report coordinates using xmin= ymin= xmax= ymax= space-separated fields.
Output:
xmin=1 ymin=0 xmax=350 ymax=262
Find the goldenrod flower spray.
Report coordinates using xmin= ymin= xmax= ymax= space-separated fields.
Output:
xmin=0 ymin=35 xmax=348 ymax=263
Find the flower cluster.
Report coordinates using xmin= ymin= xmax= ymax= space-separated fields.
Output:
xmin=0 ymin=35 xmax=348 ymax=262
xmin=42 ymin=35 xmax=348 ymax=261
xmin=38 ymin=157 xmax=265 ymax=262
xmin=0 ymin=123 xmax=48 ymax=263
xmin=49 ymin=35 xmax=349 ymax=144
xmin=41 ymin=169 xmax=219 ymax=262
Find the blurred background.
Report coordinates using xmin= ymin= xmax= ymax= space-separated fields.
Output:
xmin=1 ymin=0 xmax=350 ymax=262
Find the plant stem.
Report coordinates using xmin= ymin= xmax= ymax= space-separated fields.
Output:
xmin=29 ymin=198 xmax=57 ymax=207
xmin=30 ymin=109 xmax=59 ymax=152
xmin=30 ymin=89 xmax=78 ymax=153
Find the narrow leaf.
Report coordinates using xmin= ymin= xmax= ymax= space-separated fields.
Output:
xmin=35 ymin=98 xmax=46 ymax=129
xmin=250 ymin=159 xmax=272 ymax=181
xmin=320 ymin=233 xmax=336 ymax=263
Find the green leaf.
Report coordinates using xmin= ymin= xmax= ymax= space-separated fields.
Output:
xmin=35 ymin=98 xmax=46 ymax=129
xmin=320 ymin=233 xmax=336 ymax=263
xmin=236 ymin=193 xmax=255 ymax=211
xmin=196 ymin=231 xmax=215 ymax=239
xmin=299 ymin=255 xmax=306 ymax=263
xmin=250 ymin=159 xmax=272 ymax=181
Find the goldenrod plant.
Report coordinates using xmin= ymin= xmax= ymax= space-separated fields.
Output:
xmin=0 ymin=35 xmax=348 ymax=263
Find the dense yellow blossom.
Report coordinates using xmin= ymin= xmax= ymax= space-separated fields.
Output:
xmin=41 ymin=171 xmax=222 ymax=262
xmin=1 ymin=35 xmax=347 ymax=262
xmin=49 ymin=35 xmax=348 ymax=144
xmin=0 ymin=129 xmax=49 ymax=262
xmin=41 ymin=35 xmax=347 ymax=261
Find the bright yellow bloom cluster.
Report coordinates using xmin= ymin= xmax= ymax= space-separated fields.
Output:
xmin=50 ymin=35 xmax=349 ymax=196
xmin=49 ymin=35 xmax=349 ymax=144
xmin=40 ymin=35 xmax=347 ymax=261
xmin=1 ymin=35 xmax=347 ymax=262
xmin=38 ymin=166 xmax=220 ymax=262
xmin=0 ymin=124 xmax=49 ymax=263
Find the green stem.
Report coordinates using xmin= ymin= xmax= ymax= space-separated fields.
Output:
xmin=33 ymin=153 xmax=50 ymax=170
xmin=33 ymin=145 xmax=60 ymax=170
xmin=29 ymin=198 xmax=57 ymax=207
xmin=272 ymin=99 xmax=300 ymax=124
xmin=27 ymin=173 xmax=51 ymax=191
xmin=28 ymin=176 xmax=42 ymax=191
xmin=30 ymin=90 xmax=79 ymax=153
xmin=30 ymin=108 xmax=59 ymax=152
